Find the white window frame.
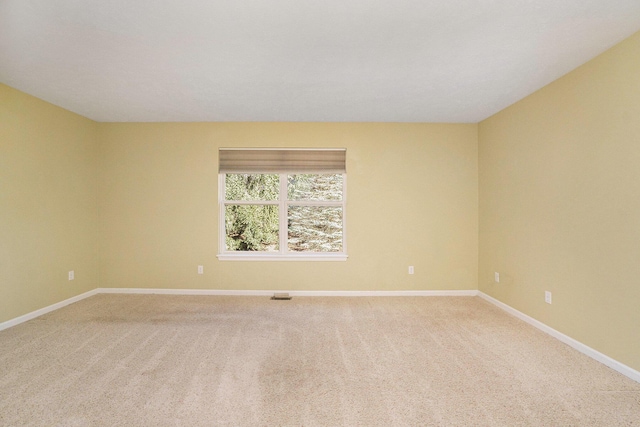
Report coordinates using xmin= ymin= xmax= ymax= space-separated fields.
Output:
xmin=217 ymin=173 xmax=347 ymax=261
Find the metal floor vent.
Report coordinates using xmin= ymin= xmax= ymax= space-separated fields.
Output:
xmin=271 ymin=293 xmax=292 ymax=300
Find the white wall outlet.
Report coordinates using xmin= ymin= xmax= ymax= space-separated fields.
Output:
xmin=198 ymin=265 xmax=204 ymax=275
xmin=545 ymin=291 xmax=552 ymax=304
xmin=408 ymin=266 xmax=414 ymax=275
xmin=68 ymin=270 xmax=74 ymax=281
xmin=494 ymin=272 xmax=500 ymax=283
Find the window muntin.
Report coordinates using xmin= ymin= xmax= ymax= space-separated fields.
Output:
xmin=219 ymin=172 xmax=346 ymax=260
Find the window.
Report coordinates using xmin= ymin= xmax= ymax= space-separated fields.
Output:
xmin=218 ymin=149 xmax=347 ymax=261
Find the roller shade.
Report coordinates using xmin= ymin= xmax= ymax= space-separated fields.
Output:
xmin=219 ymin=148 xmax=346 ymax=173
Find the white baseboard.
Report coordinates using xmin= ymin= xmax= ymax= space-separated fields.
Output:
xmin=0 ymin=289 xmax=99 ymax=332
xmin=478 ymin=291 xmax=640 ymax=384
xmin=97 ymin=288 xmax=479 ymax=297
xmin=291 ymin=290 xmax=479 ymax=297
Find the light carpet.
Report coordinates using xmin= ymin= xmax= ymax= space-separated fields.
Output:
xmin=0 ymin=294 xmax=639 ymax=426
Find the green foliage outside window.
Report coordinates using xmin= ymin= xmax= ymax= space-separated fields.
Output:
xmin=224 ymin=173 xmax=343 ymax=252
xmin=225 ymin=174 xmax=279 ymax=251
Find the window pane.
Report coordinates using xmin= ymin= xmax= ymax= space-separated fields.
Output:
xmin=225 ymin=174 xmax=279 ymax=201
xmin=225 ymin=205 xmax=279 ymax=251
xmin=288 ymin=206 xmax=342 ymax=252
xmin=288 ymin=174 xmax=343 ymax=201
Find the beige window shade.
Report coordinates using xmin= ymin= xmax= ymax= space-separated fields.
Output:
xmin=219 ymin=148 xmax=346 ymax=173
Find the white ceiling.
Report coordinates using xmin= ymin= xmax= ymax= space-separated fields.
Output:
xmin=1 ymin=0 xmax=640 ymax=123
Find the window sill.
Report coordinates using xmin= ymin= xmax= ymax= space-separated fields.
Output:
xmin=217 ymin=253 xmax=348 ymax=262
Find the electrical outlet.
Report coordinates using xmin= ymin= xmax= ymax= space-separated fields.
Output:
xmin=408 ymin=266 xmax=414 ymax=275
xmin=494 ymin=272 xmax=500 ymax=283
xmin=198 ymin=265 xmax=204 ymax=275
xmin=545 ymin=291 xmax=552 ymax=304
xmin=68 ymin=270 xmax=74 ymax=281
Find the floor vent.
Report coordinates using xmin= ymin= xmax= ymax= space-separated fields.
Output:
xmin=271 ymin=293 xmax=292 ymax=300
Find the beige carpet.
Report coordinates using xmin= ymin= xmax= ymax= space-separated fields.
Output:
xmin=0 ymin=294 xmax=638 ymax=426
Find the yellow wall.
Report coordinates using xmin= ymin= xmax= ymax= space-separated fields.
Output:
xmin=97 ymin=122 xmax=478 ymax=291
xmin=0 ymin=84 xmax=98 ymax=323
xmin=479 ymin=31 xmax=640 ymax=370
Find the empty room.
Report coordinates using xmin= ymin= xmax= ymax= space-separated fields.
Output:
xmin=1 ymin=1 xmax=640 ymax=425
